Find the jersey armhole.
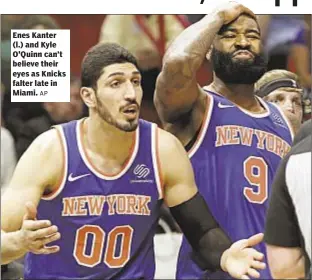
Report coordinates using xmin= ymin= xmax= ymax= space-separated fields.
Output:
xmin=188 ymin=93 xmax=214 ymax=158
xmin=42 ymin=125 xmax=68 ymax=201
xmin=151 ymin=124 xmax=164 ymax=200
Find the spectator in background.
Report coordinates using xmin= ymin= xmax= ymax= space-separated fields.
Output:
xmin=288 ymin=15 xmax=311 ymax=89
xmin=1 ymin=15 xmax=29 ymax=63
xmin=287 ymin=15 xmax=311 ymax=122
xmin=2 ymin=15 xmax=61 ymax=144
xmin=15 ymin=75 xmax=85 ymax=159
xmin=255 ymin=69 xmax=303 ymax=134
xmin=257 ymin=15 xmax=307 ymax=70
xmin=1 ymin=128 xmax=16 ymax=194
xmin=1 ymin=15 xmax=60 ymax=93
xmin=1 ymin=82 xmax=23 ymax=280
xmin=99 ymin=15 xmax=185 ymax=124
xmin=0 ymin=82 xmax=16 ymax=194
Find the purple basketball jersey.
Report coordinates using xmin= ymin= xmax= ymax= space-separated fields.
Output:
xmin=177 ymin=90 xmax=293 ymax=279
xmin=24 ymin=118 xmax=163 ymax=279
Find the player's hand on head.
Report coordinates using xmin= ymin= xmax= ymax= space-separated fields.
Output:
xmin=214 ymin=1 xmax=256 ymax=25
xmin=221 ymin=233 xmax=266 ymax=279
xmin=19 ymin=202 xmax=61 ymax=255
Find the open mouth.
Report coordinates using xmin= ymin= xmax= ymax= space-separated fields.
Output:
xmin=122 ymin=105 xmax=138 ymax=118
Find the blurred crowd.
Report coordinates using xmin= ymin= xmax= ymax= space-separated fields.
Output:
xmin=1 ymin=13 xmax=311 ymax=279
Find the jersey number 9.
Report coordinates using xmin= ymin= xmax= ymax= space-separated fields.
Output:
xmin=243 ymin=156 xmax=268 ymax=204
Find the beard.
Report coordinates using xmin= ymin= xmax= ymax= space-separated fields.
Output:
xmin=96 ymin=96 xmax=139 ymax=132
xmin=210 ymin=48 xmax=268 ymax=84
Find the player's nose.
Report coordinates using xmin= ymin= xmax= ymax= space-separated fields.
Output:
xmin=124 ymin=82 xmax=136 ymax=100
xmin=283 ymin=100 xmax=295 ymax=113
xmin=235 ymin=35 xmax=251 ymax=49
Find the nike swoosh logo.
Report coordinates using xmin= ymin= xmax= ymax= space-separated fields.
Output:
xmin=218 ymin=102 xmax=235 ymax=109
xmin=68 ymin=173 xmax=91 ymax=182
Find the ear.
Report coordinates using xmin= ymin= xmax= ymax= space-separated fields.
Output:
xmin=262 ymin=96 xmax=269 ymax=101
xmin=206 ymin=47 xmax=212 ymax=62
xmin=42 ymin=102 xmax=51 ymax=111
xmin=80 ymin=87 xmax=96 ymax=108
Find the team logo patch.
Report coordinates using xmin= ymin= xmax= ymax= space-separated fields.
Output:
xmin=131 ymin=164 xmax=153 ymax=183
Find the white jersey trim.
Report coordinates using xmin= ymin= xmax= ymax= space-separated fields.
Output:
xmin=151 ymin=123 xmax=164 ymax=200
xmin=42 ymin=125 xmax=68 ymax=201
xmin=188 ymin=93 xmax=214 ymax=159
xmin=202 ymin=86 xmax=271 ymax=118
xmin=76 ymin=118 xmax=140 ymax=181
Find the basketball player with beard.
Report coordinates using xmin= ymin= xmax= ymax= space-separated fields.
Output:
xmin=1 ymin=43 xmax=266 ymax=279
xmin=154 ymin=2 xmax=293 ymax=279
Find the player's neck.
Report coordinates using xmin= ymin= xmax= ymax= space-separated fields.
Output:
xmin=210 ymin=77 xmax=263 ymax=112
xmin=83 ymin=116 xmax=135 ymax=158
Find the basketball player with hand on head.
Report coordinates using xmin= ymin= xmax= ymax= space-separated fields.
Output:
xmin=255 ymin=69 xmax=303 ymax=134
xmin=154 ymin=2 xmax=293 ymax=279
xmin=1 ymin=43 xmax=265 ymax=279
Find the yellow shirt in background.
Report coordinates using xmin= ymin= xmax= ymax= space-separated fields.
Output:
xmin=99 ymin=15 xmax=185 ymax=56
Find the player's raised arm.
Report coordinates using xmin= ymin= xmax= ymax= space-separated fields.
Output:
xmin=1 ymin=129 xmax=63 ymax=262
xmin=157 ymin=127 xmax=265 ymax=278
xmin=154 ymin=2 xmax=256 ymax=123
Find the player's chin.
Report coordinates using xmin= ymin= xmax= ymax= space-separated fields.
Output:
xmin=118 ymin=118 xmax=139 ymax=132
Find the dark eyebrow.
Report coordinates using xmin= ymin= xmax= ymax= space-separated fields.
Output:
xmin=107 ymin=71 xmax=141 ymax=79
xmin=218 ymin=27 xmax=260 ymax=36
xmin=246 ymin=28 xmax=260 ymax=35
xmin=218 ymin=27 xmax=237 ymax=35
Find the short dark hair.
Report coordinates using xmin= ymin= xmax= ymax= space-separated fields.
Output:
xmin=81 ymin=43 xmax=138 ymax=89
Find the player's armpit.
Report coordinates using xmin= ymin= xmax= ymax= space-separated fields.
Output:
xmin=1 ymin=129 xmax=64 ymax=233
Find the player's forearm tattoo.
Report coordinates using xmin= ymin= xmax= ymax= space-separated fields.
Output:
xmin=160 ymin=16 xmax=221 ymax=93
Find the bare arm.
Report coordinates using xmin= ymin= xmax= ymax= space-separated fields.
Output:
xmin=1 ymin=202 xmax=60 ymax=265
xmin=1 ymin=229 xmax=26 ymax=264
xmin=1 ymin=128 xmax=17 ymax=191
xmin=266 ymin=245 xmax=305 ymax=279
xmin=1 ymin=128 xmax=63 ymax=233
xmin=154 ymin=2 xmax=256 ymax=124
xmin=154 ymin=13 xmax=222 ymax=124
xmin=1 ymin=129 xmax=63 ymax=263
xmin=158 ymin=128 xmax=198 ymax=206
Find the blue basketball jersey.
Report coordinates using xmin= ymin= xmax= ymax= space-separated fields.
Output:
xmin=24 ymin=118 xmax=163 ymax=279
xmin=177 ymin=90 xmax=293 ymax=279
